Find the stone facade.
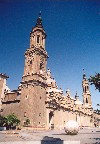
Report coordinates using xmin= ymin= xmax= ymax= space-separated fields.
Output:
xmin=45 ymin=69 xmax=94 ymax=129
xmin=0 ymin=14 xmax=99 ymax=130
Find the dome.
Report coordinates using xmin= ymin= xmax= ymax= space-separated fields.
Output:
xmin=75 ymin=99 xmax=83 ymax=105
xmin=47 ymin=87 xmax=63 ymax=93
xmin=66 ymin=88 xmax=70 ymax=92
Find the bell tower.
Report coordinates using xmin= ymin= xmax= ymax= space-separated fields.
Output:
xmin=30 ymin=13 xmax=46 ymax=49
xmin=20 ymin=13 xmax=48 ymax=129
xmin=82 ymin=72 xmax=92 ymax=107
xmin=23 ymin=13 xmax=47 ymax=76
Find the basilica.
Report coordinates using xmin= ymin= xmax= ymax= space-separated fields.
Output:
xmin=0 ymin=15 xmax=99 ymax=129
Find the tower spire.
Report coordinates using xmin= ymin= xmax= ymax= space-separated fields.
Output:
xmin=30 ymin=13 xmax=46 ymax=49
xmin=36 ymin=11 xmax=43 ymax=28
xmin=83 ymin=68 xmax=86 ymax=80
xmin=82 ymin=70 xmax=92 ymax=107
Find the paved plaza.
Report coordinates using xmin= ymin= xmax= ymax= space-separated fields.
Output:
xmin=0 ymin=128 xmax=100 ymax=144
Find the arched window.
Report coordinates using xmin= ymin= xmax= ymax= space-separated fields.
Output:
xmin=30 ymin=60 xmax=32 ymax=64
xmin=40 ymin=63 xmax=42 ymax=70
xmin=87 ymin=86 xmax=89 ymax=90
xmin=49 ymin=111 xmax=54 ymax=123
xmin=83 ymin=87 xmax=84 ymax=93
xmin=85 ymin=86 xmax=86 ymax=93
xmin=86 ymin=98 xmax=88 ymax=103
xmin=37 ymin=35 xmax=40 ymax=43
xmin=24 ymin=112 xmax=26 ymax=117
xmin=25 ymin=95 xmax=28 ymax=99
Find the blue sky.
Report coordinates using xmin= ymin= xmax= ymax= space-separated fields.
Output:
xmin=0 ymin=0 xmax=100 ymax=109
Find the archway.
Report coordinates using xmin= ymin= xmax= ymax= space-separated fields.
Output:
xmin=49 ymin=111 xmax=54 ymax=129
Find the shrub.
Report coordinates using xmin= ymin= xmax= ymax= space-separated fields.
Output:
xmin=24 ymin=118 xmax=30 ymax=126
xmin=4 ymin=114 xmax=20 ymax=129
xmin=0 ymin=115 xmax=6 ymax=127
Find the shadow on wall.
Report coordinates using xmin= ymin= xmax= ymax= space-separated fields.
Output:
xmin=41 ymin=136 xmax=63 ymax=144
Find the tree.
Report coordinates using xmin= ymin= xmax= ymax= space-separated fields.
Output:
xmin=89 ymin=73 xmax=100 ymax=92
xmin=4 ymin=114 xmax=20 ymax=129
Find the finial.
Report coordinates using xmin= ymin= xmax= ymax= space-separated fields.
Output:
xmin=75 ymin=91 xmax=79 ymax=99
xmin=83 ymin=68 xmax=86 ymax=79
xmin=47 ymin=68 xmax=51 ymax=77
xmin=83 ymin=68 xmax=86 ymax=74
xmin=66 ymin=88 xmax=70 ymax=97
xmin=47 ymin=68 xmax=50 ymax=72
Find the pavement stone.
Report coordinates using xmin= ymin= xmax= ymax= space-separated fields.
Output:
xmin=0 ymin=128 xmax=100 ymax=144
